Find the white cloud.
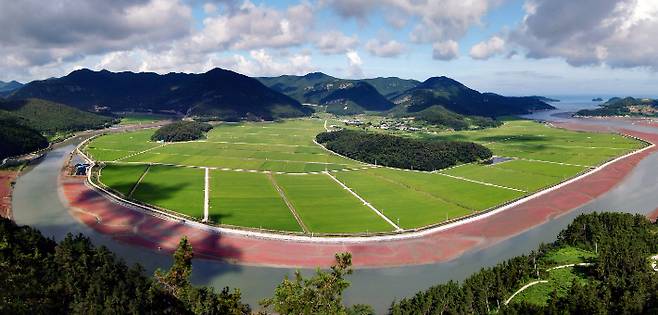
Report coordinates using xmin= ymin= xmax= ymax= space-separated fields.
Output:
xmin=512 ymin=0 xmax=658 ymax=70
xmin=469 ymin=36 xmax=505 ymax=60
xmin=432 ymin=40 xmax=459 ymax=60
xmin=365 ymin=39 xmax=405 ymax=57
xmin=346 ymin=50 xmax=363 ymax=77
xmin=315 ymin=31 xmax=359 ymax=54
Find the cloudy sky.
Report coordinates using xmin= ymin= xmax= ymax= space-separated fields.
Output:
xmin=1 ymin=0 xmax=657 ymax=96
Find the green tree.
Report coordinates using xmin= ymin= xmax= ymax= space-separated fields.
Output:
xmin=261 ymin=253 xmax=364 ymax=315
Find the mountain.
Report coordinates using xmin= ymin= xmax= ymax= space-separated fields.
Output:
xmin=0 ymin=98 xmax=115 ymax=136
xmin=360 ymin=77 xmax=420 ymax=99
xmin=9 ymin=68 xmax=309 ymax=120
xmin=576 ymin=97 xmax=658 ymax=117
xmin=0 ymin=115 xmax=49 ymax=160
xmin=257 ymin=73 xmax=401 ymax=114
xmin=391 ymin=76 xmax=554 ymax=117
xmin=0 ymin=80 xmax=23 ymax=95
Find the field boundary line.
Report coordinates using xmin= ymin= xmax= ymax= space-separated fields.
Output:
xmin=515 ymin=158 xmax=592 ymax=168
xmin=114 ymin=143 xmax=167 ymax=162
xmin=268 ymin=173 xmax=309 ymax=233
xmin=324 ymin=171 xmax=402 ymax=231
xmin=504 ymin=280 xmax=548 ymax=305
xmin=437 ymin=173 xmax=527 ymax=193
xmin=323 ymin=119 xmax=330 ymax=132
xmin=203 ymin=167 xmax=209 ymax=223
xmin=127 ymin=165 xmax=151 ymax=199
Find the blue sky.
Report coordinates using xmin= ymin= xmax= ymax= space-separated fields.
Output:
xmin=0 ymin=0 xmax=657 ymax=96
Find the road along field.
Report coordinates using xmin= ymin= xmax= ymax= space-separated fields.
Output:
xmin=85 ymin=118 xmax=647 ymax=235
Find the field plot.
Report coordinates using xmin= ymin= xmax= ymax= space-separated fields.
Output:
xmin=208 ymin=171 xmax=301 ymax=232
xmin=88 ymin=119 xmax=362 ymax=172
xmin=91 ymin=118 xmax=646 ymax=234
xmin=99 ymin=164 xmax=148 ymax=196
xmin=131 ymin=166 xmax=205 ymax=219
xmin=274 ymin=174 xmax=394 ymax=234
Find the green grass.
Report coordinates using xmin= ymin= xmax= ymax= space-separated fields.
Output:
xmin=99 ymin=164 xmax=148 ymax=196
xmin=131 ymin=165 xmax=205 ymax=219
xmin=208 ymin=171 xmax=301 ymax=232
xmin=512 ymin=267 xmax=592 ymax=306
xmin=542 ymin=246 xmax=596 ymax=265
xmin=274 ymin=173 xmax=393 ymax=234
xmin=334 ymin=170 xmax=473 ymax=229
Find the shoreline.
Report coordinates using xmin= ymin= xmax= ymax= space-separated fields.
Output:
xmin=57 ymin=120 xmax=658 ymax=268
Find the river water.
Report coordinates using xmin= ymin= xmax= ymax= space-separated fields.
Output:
xmin=12 ymin=98 xmax=658 ymax=313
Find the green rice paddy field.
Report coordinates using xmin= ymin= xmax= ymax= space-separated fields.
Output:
xmin=90 ymin=118 xmax=646 ymax=234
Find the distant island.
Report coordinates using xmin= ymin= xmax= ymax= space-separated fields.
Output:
xmin=533 ymin=96 xmax=560 ymax=102
xmin=592 ymin=97 xmax=604 ymax=102
xmin=576 ymin=97 xmax=658 ymax=117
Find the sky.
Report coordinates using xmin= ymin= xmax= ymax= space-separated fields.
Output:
xmin=1 ymin=0 xmax=657 ymax=96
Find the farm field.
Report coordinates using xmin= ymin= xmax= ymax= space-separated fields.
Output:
xmin=91 ymin=118 xmax=647 ymax=234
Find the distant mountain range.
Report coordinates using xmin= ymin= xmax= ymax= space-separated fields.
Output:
xmin=5 ymin=68 xmax=553 ymax=122
xmin=259 ymin=73 xmax=553 ymax=117
xmin=0 ymin=80 xmax=23 ymax=94
xmin=9 ymin=68 xmax=309 ymax=121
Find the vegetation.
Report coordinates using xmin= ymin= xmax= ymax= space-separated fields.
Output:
xmin=389 ymin=212 xmax=658 ymax=314
xmin=131 ymin=166 xmax=205 ymax=219
xmin=576 ymin=97 xmax=658 ymax=117
xmin=262 ymin=253 xmax=374 ymax=315
xmin=151 ymin=121 xmax=213 ymax=142
xmin=0 ymin=115 xmax=49 ymax=159
xmin=316 ymin=129 xmax=492 ymax=171
xmin=411 ymin=105 xmax=502 ymax=130
xmin=0 ymin=98 xmax=115 ymax=136
xmin=118 ymin=113 xmax=174 ymax=125
xmin=0 ymin=80 xmax=23 ymax=93
xmin=10 ymin=68 xmax=311 ymax=120
xmin=0 ymin=217 xmax=249 ymax=314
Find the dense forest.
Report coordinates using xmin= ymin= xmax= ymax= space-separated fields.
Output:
xmin=151 ymin=121 xmax=214 ymax=142
xmin=0 ymin=115 xmax=49 ymax=159
xmin=0 ymin=217 xmax=249 ymax=314
xmin=0 ymin=98 xmax=115 ymax=136
xmin=316 ymin=130 xmax=492 ymax=171
xmin=389 ymin=212 xmax=658 ymax=314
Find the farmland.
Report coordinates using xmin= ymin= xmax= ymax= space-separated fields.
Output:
xmin=88 ymin=118 xmax=646 ymax=235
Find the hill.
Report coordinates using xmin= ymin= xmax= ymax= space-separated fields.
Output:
xmin=0 ymin=98 xmax=115 ymax=136
xmin=0 ymin=114 xmax=49 ymax=159
xmin=257 ymin=73 xmax=403 ymax=114
xmin=0 ymin=80 xmax=23 ymax=93
xmin=392 ymin=76 xmax=554 ymax=117
xmin=360 ymin=77 xmax=420 ymax=99
xmin=9 ymin=68 xmax=309 ymax=121
xmin=576 ymin=97 xmax=658 ymax=117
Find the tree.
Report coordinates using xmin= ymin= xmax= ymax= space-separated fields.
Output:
xmin=155 ymin=237 xmax=194 ymax=298
xmin=261 ymin=253 xmax=363 ymax=315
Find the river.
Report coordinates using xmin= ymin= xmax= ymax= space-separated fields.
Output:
xmin=12 ymin=98 xmax=658 ymax=313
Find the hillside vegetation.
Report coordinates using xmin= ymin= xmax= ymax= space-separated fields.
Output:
xmin=316 ymin=130 xmax=492 ymax=171
xmin=0 ymin=115 xmax=49 ymax=159
xmin=576 ymin=97 xmax=658 ymax=117
xmin=0 ymin=98 xmax=115 ymax=136
xmin=9 ymin=68 xmax=310 ymax=120
xmin=411 ymin=105 xmax=502 ymax=130
xmin=151 ymin=121 xmax=213 ymax=142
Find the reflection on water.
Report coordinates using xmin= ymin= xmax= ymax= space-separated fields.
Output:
xmin=12 ymin=106 xmax=658 ymax=313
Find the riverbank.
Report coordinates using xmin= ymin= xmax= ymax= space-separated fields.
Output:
xmin=60 ymin=121 xmax=658 ymax=268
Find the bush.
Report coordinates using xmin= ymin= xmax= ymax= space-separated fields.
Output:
xmin=316 ymin=130 xmax=492 ymax=171
xmin=151 ymin=121 xmax=213 ymax=142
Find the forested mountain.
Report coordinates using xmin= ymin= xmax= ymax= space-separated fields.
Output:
xmin=320 ymin=81 xmax=395 ymax=114
xmin=360 ymin=77 xmax=421 ymax=99
xmin=576 ymin=96 xmax=658 ymax=117
xmin=0 ymin=98 xmax=115 ymax=135
xmin=392 ymin=76 xmax=554 ymax=117
xmin=9 ymin=68 xmax=309 ymax=120
xmin=0 ymin=115 xmax=49 ymax=159
xmin=0 ymin=80 xmax=23 ymax=93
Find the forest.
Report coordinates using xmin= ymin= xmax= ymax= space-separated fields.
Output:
xmin=316 ymin=130 xmax=492 ymax=171
xmin=389 ymin=212 xmax=658 ymax=314
xmin=0 ymin=115 xmax=49 ymax=160
xmin=151 ymin=121 xmax=214 ymax=142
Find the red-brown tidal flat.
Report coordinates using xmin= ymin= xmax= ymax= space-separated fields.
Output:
xmin=60 ymin=124 xmax=658 ymax=268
